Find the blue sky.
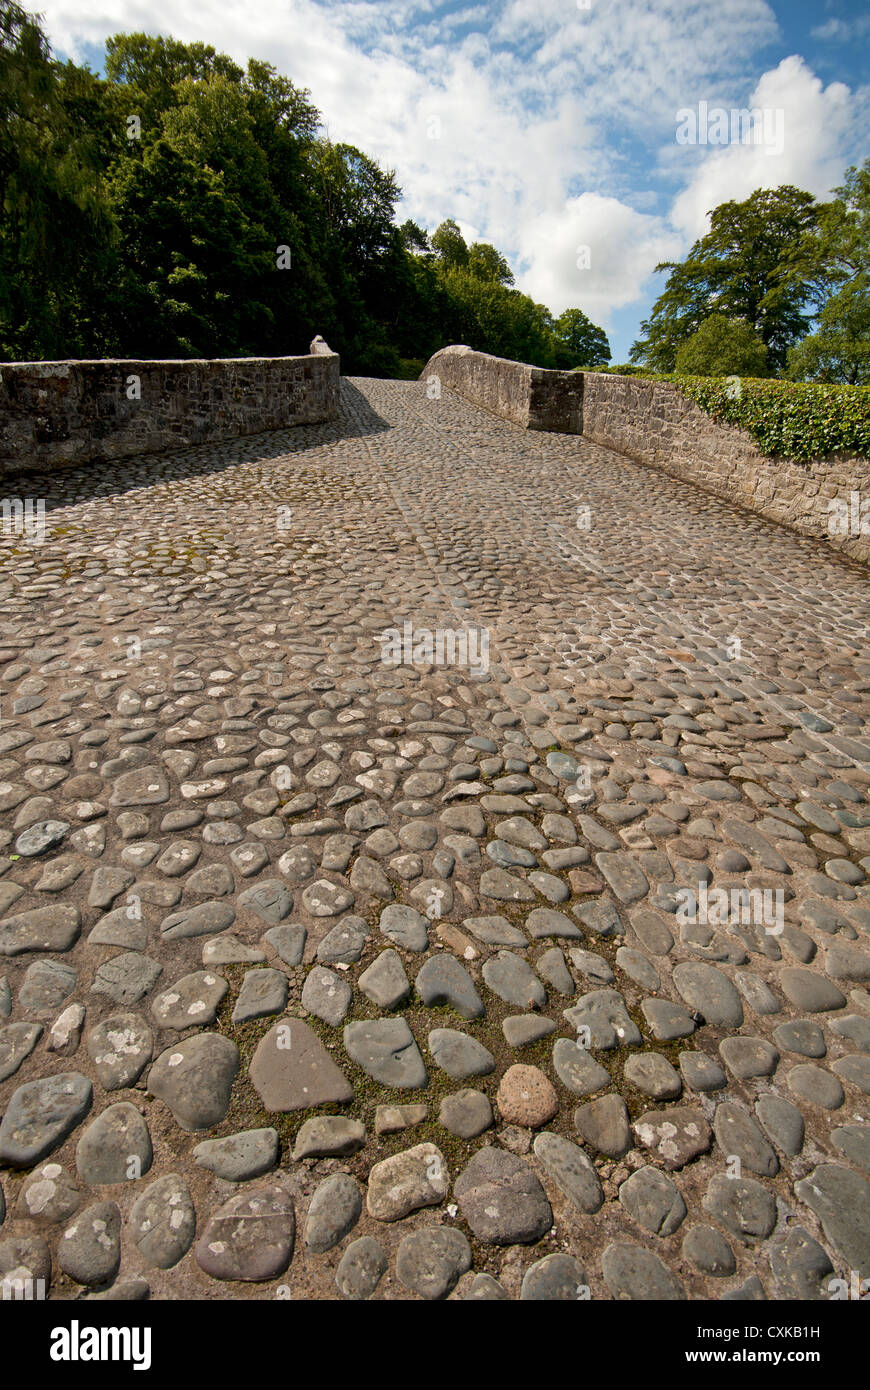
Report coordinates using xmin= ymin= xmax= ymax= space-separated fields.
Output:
xmin=39 ymin=0 xmax=870 ymax=361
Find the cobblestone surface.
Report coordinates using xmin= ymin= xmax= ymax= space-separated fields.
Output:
xmin=1 ymin=376 xmax=869 ymax=1301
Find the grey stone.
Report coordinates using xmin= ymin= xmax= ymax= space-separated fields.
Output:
xmin=682 ymin=1224 xmax=736 ymax=1276
xmin=461 ymin=1273 xmax=509 ymax=1300
xmin=90 ymin=952 xmax=162 ymax=1005
xmin=455 ymin=1147 xmax=552 ymax=1245
xmin=149 ymin=1034 xmax=239 ymax=1131
xmin=520 ymin=1253 xmax=588 ymax=1300
xmin=595 ymin=851 xmax=649 ymax=903
xmin=304 ymin=1173 xmax=362 ymax=1253
xmin=719 ymin=1036 xmax=779 ymax=1079
xmin=194 ymin=1128 xmax=280 ymax=1180
xmin=0 ymin=1072 xmax=92 ymax=1166
xmin=703 ymin=1175 xmax=777 ymax=1240
xmin=563 ymin=989 xmax=642 ymax=1050
xmin=379 ymin=903 xmax=429 ymax=952
xmin=793 ymin=1165 xmax=870 ymax=1274
xmin=428 ymin=1028 xmax=495 ymax=1079
xmin=768 ymin=1226 xmax=834 ymax=1300
xmin=672 ymin=962 xmax=744 ymax=1027
xmin=552 ymin=1038 xmax=611 ymax=1096
xmin=15 ymin=819 xmax=70 ymax=857
xmin=232 ymin=968 xmax=290 ymax=1023
xmin=345 ymin=1018 xmax=427 ymax=1088
xmin=601 ymin=1242 xmax=686 ymax=1300
xmin=58 ymin=1201 xmax=121 ymax=1286
xmin=439 ymin=1089 xmax=493 ymax=1138
xmin=76 ymin=1103 xmax=152 ymax=1185
xmin=755 ymin=1094 xmax=805 ymax=1157
xmin=624 ymin=1051 xmax=682 ymax=1100
xmin=679 ymin=1051 xmax=727 ymax=1092
xmin=160 ymin=899 xmax=235 ymax=941
xmin=238 ymin=879 xmax=293 ymax=924
xmin=615 ymin=947 xmax=660 ymax=992
xmin=151 ymin=972 xmax=228 ymax=1028
xmin=335 ymin=1237 xmax=387 ymax=1300
xmin=640 ymin=998 xmax=695 ymax=1041
xmin=396 ymin=1227 xmax=472 ymax=1300
xmin=772 ymin=1018 xmax=825 ymax=1058
xmin=293 ymin=1116 xmax=365 ymax=1159
xmin=713 ymin=1102 xmax=779 ymax=1177
xmin=535 ymin=947 xmax=575 ymax=995
xmin=464 ymin=914 xmax=528 ymax=946
xmin=129 ymin=1174 xmax=195 ymax=1269
xmin=250 ymin=1020 xmax=353 ymax=1111
xmin=194 ymin=1181 xmax=295 ymax=1281
xmin=415 ymin=954 xmax=484 ymax=1019
xmin=0 ymin=904 xmax=80 ymax=956
xmin=301 ymin=879 xmax=354 ymax=916
xmin=619 ymin=1165 xmax=686 ymax=1236
xmin=779 ymin=968 xmax=846 ymax=1013
xmin=0 ymin=1022 xmax=42 ymax=1083
xmin=359 ymin=949 xmax=411 ymax=1009
xmin=633 ymin=1106 xmax=712 ymax=1170
xmin=831 ymin=1125 xmax=870 ymax=1173
xmin=573 ymin=1093 xmax=631 ymax=1156
xmin=302 ymin=966 xmax=352 ymax=1026
xmin=482 ymin=951 xmax=547 ymax=1008
xmin=533 ymin=1131 xmax=603 ymax=1213
xmin=831 ymin=1054 xmax=870 ymax=1094
xmin=19 ymin=959 xmax=77 ymax=1012
xmin=568 ymin=948 xmax=615 ymax=984
xmin=525 ymin=907 xmax=584 ymax=940
xmin=787 ymin=1063 xmax=844 ymax=1110
xmin=263 ymin=922 xmax=307 ymax=966
xmin=502 ymin=1014 xmax=557 ymax=1047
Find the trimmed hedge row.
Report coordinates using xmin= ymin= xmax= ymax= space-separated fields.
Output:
xmin=634 ymin=374 xmax=870 ymax=462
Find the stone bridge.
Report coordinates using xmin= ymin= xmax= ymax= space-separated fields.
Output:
xmin=0 ymin=372 xmax=869 ymax=1301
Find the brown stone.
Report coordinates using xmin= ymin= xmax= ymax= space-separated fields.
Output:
xmin=496 ymin=1064 xmax=558 ymax=1128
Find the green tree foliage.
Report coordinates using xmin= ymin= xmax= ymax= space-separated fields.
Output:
xmin=0 ymin=0 xmax=117 ymax=358
xmin=552 ymin=308 xmax=611 ymax=368
xmin=787 ymin=160 xmax=870 ymax=385
xmin=674 ymin=313 xmax=769 ymax=377
xmin=631 ymin=186 xmax=826 ymax=372
xmin=0 ymin=13 xmax=603 ymax=374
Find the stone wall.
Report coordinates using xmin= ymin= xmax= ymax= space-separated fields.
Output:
xmin=0 ymin=339 xmax=339 ymax=478
xmin=421 ymin=345 xmax=870 ymax=566
xmin=581 ymin=371 xmax=870 ymax=567
xmin=422 ymin=345 xmax=583 ymax=434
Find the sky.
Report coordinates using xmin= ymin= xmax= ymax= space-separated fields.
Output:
xmin=36 ymin=0 xmax=870 ymax=362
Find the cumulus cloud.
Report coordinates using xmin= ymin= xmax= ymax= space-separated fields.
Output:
xmin=667 ymin=56 xmax=863 ymax=240
xmin=516 ymin=194 xmax=682 ymax=324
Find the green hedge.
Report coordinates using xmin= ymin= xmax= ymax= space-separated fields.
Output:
xmin=596 ymin=372 xmax=870 ymax=461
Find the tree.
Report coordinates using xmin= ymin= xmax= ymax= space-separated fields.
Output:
xmin=0 ymin=1 xmax=117 ymax=358
xmin=553 ymin=308 xmax=611 ymax=368
xmin=787 ymin=160 xmax=870 ymax=384
xmin=431 ymin=218 xmax=469 ymax=269
xmin=674 ymin=314 xmax=769 ymax=377
xmin=631 ymin=186 xmax=826 ymax=371
xmin=467 ymin=241 xmax=513 ymax=285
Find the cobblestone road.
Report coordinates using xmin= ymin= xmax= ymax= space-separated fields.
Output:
xmin=1 ymin=376 xmax=869 ymax=1301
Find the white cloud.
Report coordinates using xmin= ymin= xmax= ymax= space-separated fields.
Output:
xmin=668 ymin=56 xmax=860 ymax=240
xmin=516 ymin=194 xmax=682 ymax=323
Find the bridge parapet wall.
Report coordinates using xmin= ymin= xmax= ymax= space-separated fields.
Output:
xmin=0 ymin=338 xmax=339 ymax=478
xmin=421 ymin=347 xmax=870 ymax=566
xmin=422 ymin=345 xmax=582 ymax=434
xmin=582 ymin=370 xmax=870 ymax=567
